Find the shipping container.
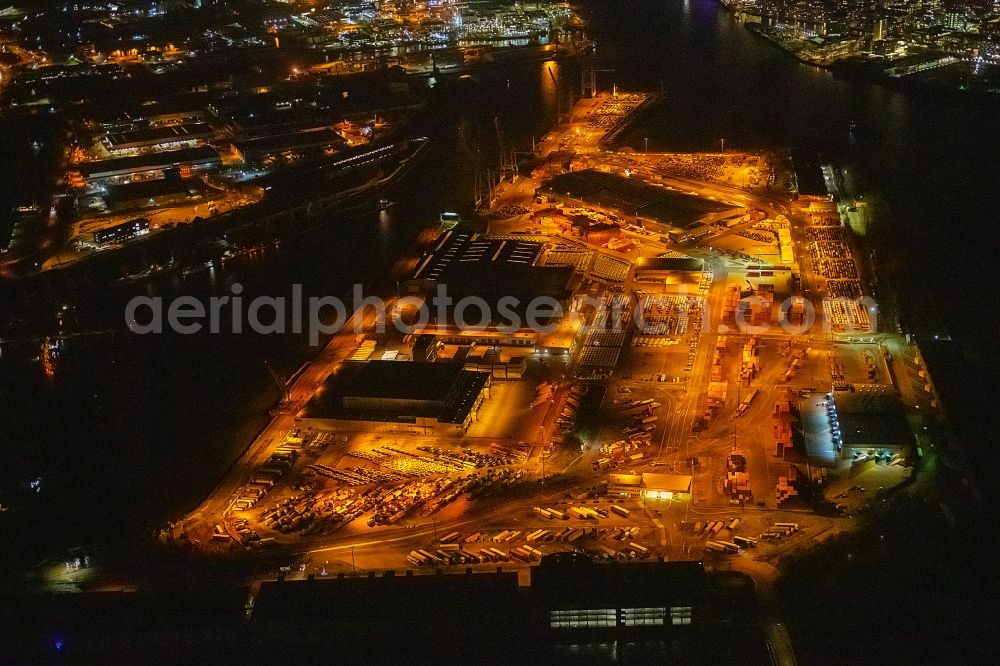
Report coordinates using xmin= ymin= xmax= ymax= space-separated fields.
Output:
xmin=510 ymin=548 xmax=532 ymax=563
xmin=488 ymin=548 xmax=509 ymax=562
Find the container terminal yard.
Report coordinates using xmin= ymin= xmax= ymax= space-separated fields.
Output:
xmin=166 ymin=88 xmax=931 ymax=598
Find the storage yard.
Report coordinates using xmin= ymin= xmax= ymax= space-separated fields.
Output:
xmin=174 ymin=90 xmax=921 ymax=582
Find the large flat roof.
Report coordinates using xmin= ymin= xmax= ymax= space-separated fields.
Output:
xmin=790 ymin=149 xmax=827 ymax=197
xmin=541 ymin=169 xmax=730 ymax=228
xmin=414 ymin=230 xmax=543 ymax=279
xmin=635 ymin=256 xmax=705 ymax=273
xmin=533 ymin=558 xmax=708 ymax=607
xmin=233 ymin=127 xmax=345 ymax=157
xmin=104 ymin=123 xmax=214 ymax=149
xmin=641 ymin=473 xmax=693 ymax=493
xmin=346 ymin=360 xmax=463 ymax=402
xmin=254 ymin=572 xmax=520 ymax=624
xmin=104 ymin=178 xmax=203 ymax=204
xmin=410 ymin=230 xmax=574 ymax=302
xmin=301 ymin=360 xmax=490 ymax=424
xmin=834 ymin=389 xmax=913 ymax=449
xmin=77 ymin=146 xmax=221 ymax=179
xmin=124 ymin=97 xmax=207 ymax=122
xmin=608 ymin=473 xmax=692 ymax=493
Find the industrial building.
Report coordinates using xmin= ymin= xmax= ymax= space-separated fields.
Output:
xmin=75 ymin=146 xmax=222 ymax=184
xmin=832 ymin=388 xmax=914 ymax=455
xmin=101 ymin=122 xmax=215 ymax=152
xmin=0 ymin=558 xmax=761 ymax=661
xmin=101 ymin=178 xmax=207 ymax=212
xmin=606 ymin=472 xmax=694 ymax=500
xmin=405 ymin=230 xmax=575 ymax=321
xmin=296 ymin=360 xmax=492 ymax=436
xmin=251 ymin=570 xmax=524 ymax=659
xmin=538 ymin=169 xmax=738 ymax=230
xmin=231 ymin=128 xmax=346 ymax=164
xmin=798 ymin=388 xmax=913 ymax=464
xmin=123 ymin=101 xmax=207 ymax=127
xmin=93 ymin=217 xmax=150 ymax=246
xmin=634 ymin=256 xmax=705 ymax=291
xmin=402 ymin=231 xmax=579 ymax=354
xmin=531 ymin=555 xmax=707 ymax=630
xmin=790 ymin=149 xmax=828 ymax=199
xmin=249 ymin=558 xmax=755 ymax=660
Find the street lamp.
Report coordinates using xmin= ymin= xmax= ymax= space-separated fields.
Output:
xmin=644 ymin=137 xmax=649 ymax=153
xmin=719 ymin=138 xmax=725 ymax=155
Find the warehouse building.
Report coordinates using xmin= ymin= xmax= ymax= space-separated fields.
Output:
xmin=634 ymin=256 xmax=705 ymax=292
xmin=248 ymin=557 xmax=755 ymax=661
xmin=538 ymin=169 xmax=739 ymax=230
xmin=798 ymin=388 xmax=913 ymax=464
xmin=251 ymin=570 xmax=525 ymax=660
xmin=296 ymin=360 xmax=491 ymax=436
xmin=407 ymin=230 xmax=573 ymax=300
xmin=833 ymin=388 xmax=914 ymax=457
xmin=101 ymin=122 xmax=215 ymax=152
xmin=75 ymin=146 xmax=222 ymax=184
xmin=1 ymin=559 xmax=758 ymax=661
xmin=232 ymin=127 xmax=346 ymax=164
xmin=101 ymin=178 xmax=208 ymax=212
xmin=531 ymin=555 xmax=708 ymax=632
xmin=606 ymin=473 xmax=693 ymax=500
xmin=93 ymin=217 xmax=150 ymax=247
xmin=790 ymin=149 xmax=828 ymax=199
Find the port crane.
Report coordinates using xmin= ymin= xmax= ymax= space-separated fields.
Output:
xmin=546 ymin=64 xmax=570 ymax=124
xmin=580 ymin=64 xmax=614 ymax=98
xmin=494 ymin=117 xmax=518 ymax=182
xmin=265 ymin=361 xmax=290 ymax=406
